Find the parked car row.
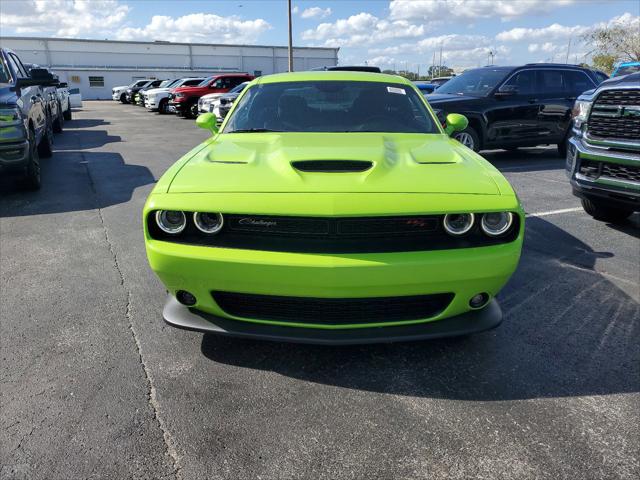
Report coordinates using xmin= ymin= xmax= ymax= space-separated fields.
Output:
xmin=113 ymin=73 xmax=254 ymax=120
xmin=0 ymin=48 xmax=78 ymax=190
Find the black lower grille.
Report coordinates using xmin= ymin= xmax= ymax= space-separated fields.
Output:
xmin=212 ymin=291 xmax=454 ymax=325
xmin=579 ymin=159 xmax=640 ymax=182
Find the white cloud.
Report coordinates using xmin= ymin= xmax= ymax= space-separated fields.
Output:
xmin=300 ymin=7 xmax=332 ymax=20
xmin=301 ymin=12 xmax=429 ymax=47
xmin=115 ymin=14 xmax=270 ymax=44
xmin=496 ymin=23 xmax=587 ymax=42
xmin=389 ymin=0 xmax=577 ymax=22
xmin=0 ymin=0 xmax=272 ymax=45
xmin=0 ymin=0 xmax=130 ymax=37
xmin=366 ymin=56 xmax=397 ymax=69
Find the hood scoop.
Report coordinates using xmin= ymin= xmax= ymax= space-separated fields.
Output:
xmin=291 ymin=160 xmax=373 ymax=173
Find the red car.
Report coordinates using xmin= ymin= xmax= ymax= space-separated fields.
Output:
xmin=168 ymin=73 xmax=254 ymax=118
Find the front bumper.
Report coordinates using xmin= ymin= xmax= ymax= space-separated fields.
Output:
xmin=145 ymin=98 xmax=158 ymax=110
xmin=567 ymin=136 xmax=640 ymax=210
xmin=163 ymin=294 xmax=503 ymax=344
xmin=0 ymin=140 xmax=30 ymax=172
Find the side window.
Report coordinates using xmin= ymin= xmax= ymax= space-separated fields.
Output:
xmin=502 ymin=70 xmax=536 ymax=96
xmin=537 ymin=70 xmax=564 ymax=95
xmin=184 ymin=79 xmax=202 ymax=86
xmin=563 ymin=70 xmax=594 ymax=95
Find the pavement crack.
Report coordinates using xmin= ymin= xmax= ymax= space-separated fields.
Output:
xmin=82 ymin=157 xmax=182 ymax=479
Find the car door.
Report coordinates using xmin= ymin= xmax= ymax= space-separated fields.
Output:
xmin=485 ymin=69 xmax=542 ymax=146
xmin=7 ymin=52 xmax=47 ymax=139
xmin=536 ymin=69 xmax=588 ymax=142
xmin=209 ymin=77 xmax=233 ymax=94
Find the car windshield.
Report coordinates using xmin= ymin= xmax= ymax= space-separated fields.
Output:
xmin=229 ymin=82 xmax=249 ymax=94
xmin=436 ymin=68 xmax=508 ymax=96
xmin=198 ymin=76 xmax=214 ymax=87
xmin=223 ymin=80 xmax=437 ymax=134
xmin=614 ymin=65 xmax=640 ymax=76
xmin=159 ymin=80 xmax=174 ymax=87
xmin=0 ymin=59 xmax=10 ymax=84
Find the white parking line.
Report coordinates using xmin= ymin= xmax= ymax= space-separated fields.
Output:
xmin=526 ymin=207 xmax=583 ymax=218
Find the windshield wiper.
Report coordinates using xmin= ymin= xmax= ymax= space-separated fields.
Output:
xmin=227 ymin=128 xmax=282 ymax=133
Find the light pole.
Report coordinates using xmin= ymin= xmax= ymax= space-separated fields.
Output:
xmin=288 ymin=0 xmax=294 ymax=72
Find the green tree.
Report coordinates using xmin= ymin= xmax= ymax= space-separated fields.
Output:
xmin=427 ymin=65 xmax=454 ymax=78
xmin=582 ymin=21 xmax=640 ymax=66
xmin=591 ymin=54 xmax=616 ymax=74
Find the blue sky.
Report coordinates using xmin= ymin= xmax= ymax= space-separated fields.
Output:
xmin=1 ymin=0 xmax=639 ymax=72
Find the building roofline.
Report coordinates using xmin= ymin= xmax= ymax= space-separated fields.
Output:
xmin=0 ymin=35 xmax=339 ymax=53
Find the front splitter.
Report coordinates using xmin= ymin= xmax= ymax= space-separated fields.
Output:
xmin=162 ymin=295 xmax=503 ymax=345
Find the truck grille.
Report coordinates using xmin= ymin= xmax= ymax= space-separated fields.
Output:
xmin=579 ymin=159 xmax=640 ymax=183
xmin=588 ymin=89 xmax=640 ymax=142
xmin=212 ymin=291 xmax=454 ymax=325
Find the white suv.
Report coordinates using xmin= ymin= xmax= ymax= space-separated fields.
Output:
xmin=144 ymin=77 xmax=204 ymax=113
xmin=112 ymin=80 xmax=149 ymax=102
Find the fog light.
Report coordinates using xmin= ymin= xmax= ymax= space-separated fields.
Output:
xmin=469 ymin=293 xmax=489 ymax=308
xmin=176 ymin=290 xmax=197 ymax=306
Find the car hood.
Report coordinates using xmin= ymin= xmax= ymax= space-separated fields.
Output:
xmin=425 ymin=93 xmax=481 ymax=106
xmin=113 ymin=85 xmax=128 ymax=91
xmin=200 ymin=93 xmax=224 ymax=101
xmin=167 ymin=133 xmax=503 ymax=195
xmin=145 ymin=87 xmax=171 ymax=95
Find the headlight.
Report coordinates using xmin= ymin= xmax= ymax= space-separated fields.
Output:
xmin=443 ymin=213 xmax=475 ymax=236
xmin=571 ymin=100 xmax=591 ymax=122
xmin=481 ymin=212 xmax=514 ymax=237
xmin=155 ymin=210 xmax=186 ymax=234
xmin=193 ymin=212 xmax=224 ymax=234
xmin=0 ymin=107 xmax=23 ymax=127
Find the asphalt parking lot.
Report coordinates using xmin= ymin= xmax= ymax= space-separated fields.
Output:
xmin=1 ymin=101 xmax=638 ymax=480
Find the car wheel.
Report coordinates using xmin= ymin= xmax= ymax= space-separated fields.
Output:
xmin=454 ymin=127 xmax=480 ymax=152
xmin=581 ymin=198 xmax=632 ymax=223
xmin=187 ymin=101 xmax=199 ymax=119
xmin=23 ymin=128 xmax=41 ymax=191
xmin=53 ymin=107 xmax=64 ymax=133
xmin=63 ymin=103 xmax=72 ymax=121
xmin=120 ymin=93 xmax=127 ymax=103
xmin=158 ymin=99 xmax=168 ymax=114
xmin=557 ymin=138 xmax=568 ymax=158
xmin=38 ymin=120 xmax=54 ymax=158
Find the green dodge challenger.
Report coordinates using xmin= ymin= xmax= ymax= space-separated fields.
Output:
xmin=143 ymin=71 xmax=524 ymax=344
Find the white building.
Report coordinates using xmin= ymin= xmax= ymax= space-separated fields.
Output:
xmin=0 ymin=36 xmax=339 ymax=99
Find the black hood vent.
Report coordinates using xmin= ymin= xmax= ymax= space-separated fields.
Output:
xmin=291 ymin=160 xmax=373 ymax=173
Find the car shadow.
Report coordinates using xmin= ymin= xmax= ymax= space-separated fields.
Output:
xmin=62 ymin=119 xmax=111 ymax=129
xmin=0 ymin=149 xmax=154 ymax=217
xmin=605 ymin=213 xmax=640 ymax=239
xmin=53 ymin=129 xmax=121 ymax=151
xmin=200 ymin=216 xmax=639 ymax=401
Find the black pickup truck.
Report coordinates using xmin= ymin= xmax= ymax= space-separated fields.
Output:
xmin=566 ymin=72 xmax=639 ymax=222
xmin=0 ymin=48 xmax=57 ymax=190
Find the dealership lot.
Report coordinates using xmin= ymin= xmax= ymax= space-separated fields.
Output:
xmin=1 ymin=101 xmax=638 ymax=479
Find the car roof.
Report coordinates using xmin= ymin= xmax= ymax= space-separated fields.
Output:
xmin=255 ymin=70 xmax=412 ymax=85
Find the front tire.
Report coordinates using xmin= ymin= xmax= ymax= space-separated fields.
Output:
xmin=581 ymin=198 xmax=632 ymax=223
xmin=23 ymin=128 xmax=41 ymax=190
xmin=63 ymin=103 xmax=72 ymax=121
xmin=186 ymin=100 xmax=199 ymax=119
xmin=53 ymin=106 xmax=64 ymax=133
xmin=454 ymin=126 xmax=480 ymax=152
xmin=158 ymin=99 xmax=168 ymax=114
xmin=38 ymin=120 xmax=54 ymax=158
xmin=120 ymin=93 xmax=128 ymax=103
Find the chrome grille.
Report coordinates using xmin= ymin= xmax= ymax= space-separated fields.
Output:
xmin=588 ymin=89 xmax=640 ymax=142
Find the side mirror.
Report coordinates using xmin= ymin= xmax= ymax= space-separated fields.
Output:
xmin=444 ymin=113 xmax=468 ymax=136
xmin=196 ymin=113 xmax=219 ymax=135
xmin=495 ymin=85 xmax=517 ymax=97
